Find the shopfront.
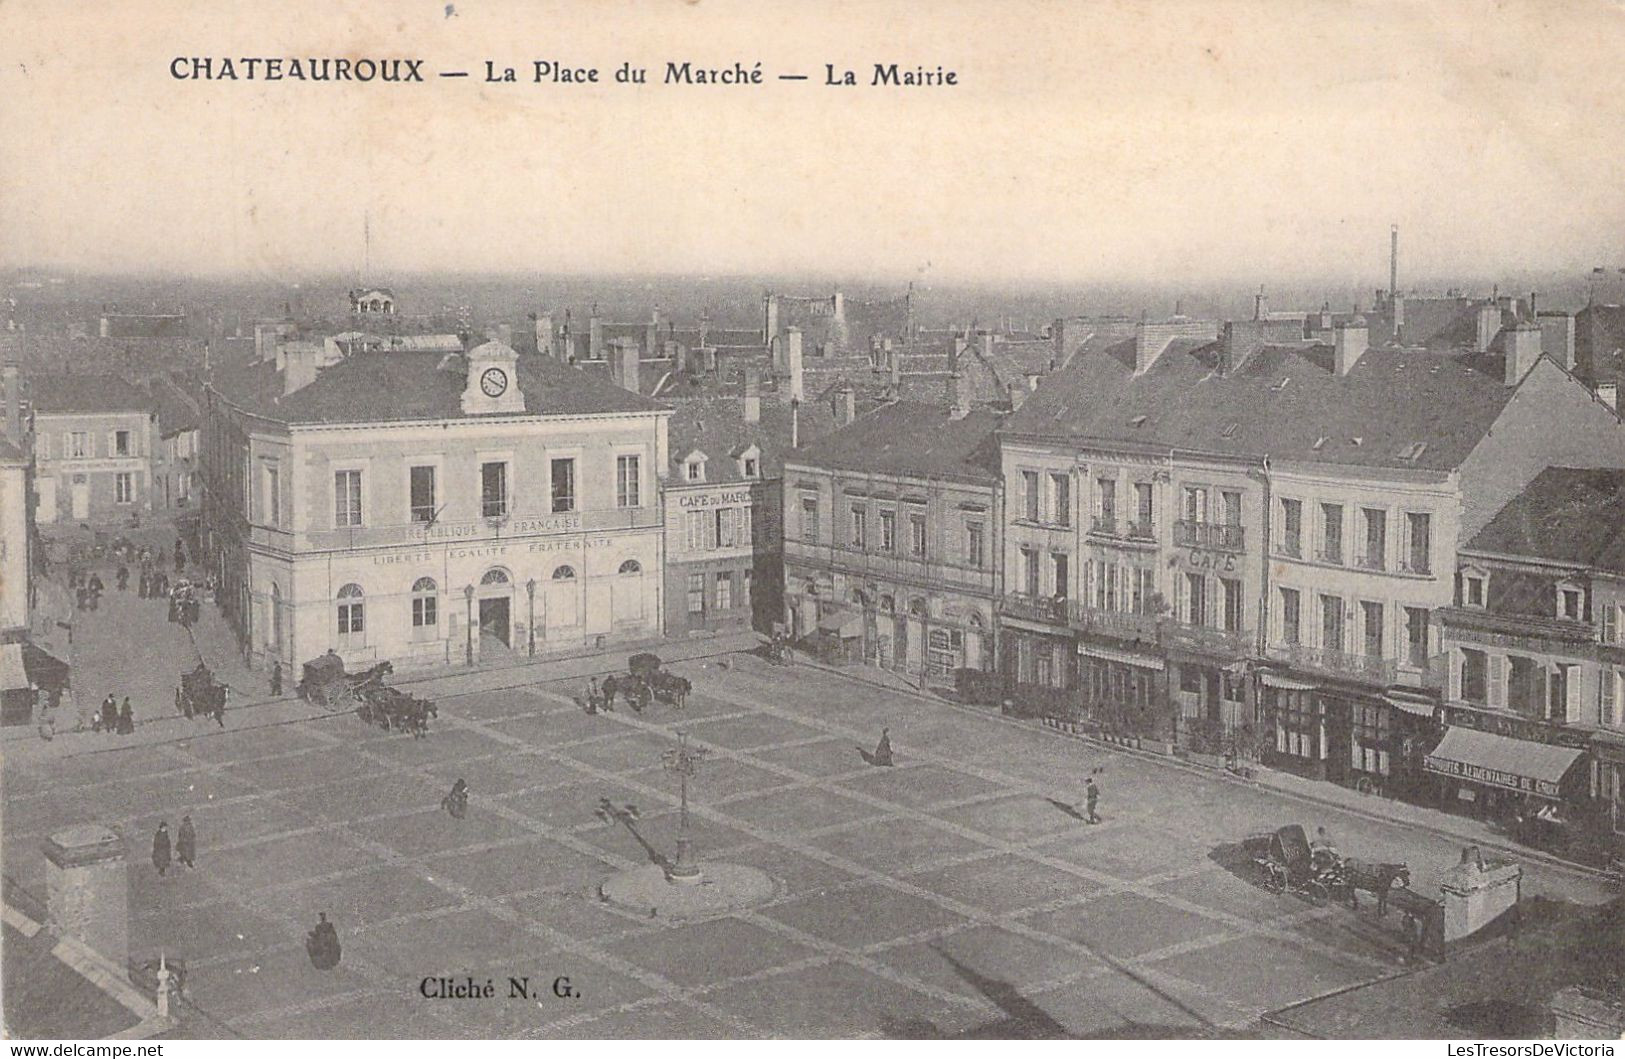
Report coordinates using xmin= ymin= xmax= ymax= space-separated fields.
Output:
xmin=1424 ymin=722 xmax=1586 ymax=822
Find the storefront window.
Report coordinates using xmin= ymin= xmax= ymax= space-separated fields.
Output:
xmin=1351 ymin=702 xmax=1390 ymax=776
xmin=1275 ymin=690 xmax=1317 ymax=759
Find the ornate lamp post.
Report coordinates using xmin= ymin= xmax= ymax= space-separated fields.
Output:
xmin=661 ymin=729 xmax=709 ymax=883
xmin=463 ymin=584 xmax=475 ymax=667
xmin=526 ymin=577 xmax=537 ymax=657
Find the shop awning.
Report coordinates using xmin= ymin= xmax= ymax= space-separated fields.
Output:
xmin=0 ymin=643 xmax=26 ymax=692
xmin=1424 ymin=726 xmax=1584 ymax=799
xmin=1076 ymin=642 xmax=1165 ymax=671
xmin=1383 ymin=691 xmax=1439 ymax=718
xmin=817 ymin=610 xmax=864 ymax=638
xmin=1260 ymin=671 xmax=1318 ymax=691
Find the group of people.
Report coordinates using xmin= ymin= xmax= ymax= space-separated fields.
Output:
xmin=151 ymin=816 xmax=197 ymax=876
xmin=68 ymin=569 xmax=104 ymax=611
xmin=93 ymin=692 xmax=136 ymax=735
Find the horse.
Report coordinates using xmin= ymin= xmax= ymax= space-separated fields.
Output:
xmin=652 ymin=673 xmax=691 ymax=708
xmin=600 ymin=675 xmax=622 ymax=711
xmin=405 ymin=696 xmax=436 ymax=738
xmin=1341 ymin=858 xmax=1411 ymax=916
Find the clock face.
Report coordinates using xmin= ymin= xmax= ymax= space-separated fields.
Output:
xmin=479 ymin=367 xmax=508 ymax=398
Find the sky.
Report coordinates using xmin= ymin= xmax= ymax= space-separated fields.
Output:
xmin=3 ymin=0 xmax=1624 ymax=286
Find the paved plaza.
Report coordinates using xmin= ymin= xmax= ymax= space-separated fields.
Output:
xmin=4 ymin=631 xmax=1616 ymax=1038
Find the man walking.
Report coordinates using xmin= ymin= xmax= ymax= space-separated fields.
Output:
xmin=152 ymin=822 xmax=171 ymax=876
xmin=117 ymin=697 xmax=135 ymax=735
xmin=270 ymin=661 xmax=282 ymax=697
xmin=1085 ymin=776 xmax=1101 ymax=824
xmin=176 ymin=816 xmax=196 ymax=869
xmin=99 ymin=693 xmax=117 ymax=734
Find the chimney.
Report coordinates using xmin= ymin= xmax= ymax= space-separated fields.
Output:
xmin=832 ymin=291 xmax=845 ymax=321
xmin=714 ymin=348 xmax=732 ymax=386
xmin=832 ymin=383 xmax=855 ymax=427
xmin=589 ymin=311 xmax=603 ymax=361
xmin=1334 ymin=316 xmax=1369 ymax=376
xmin=698 ymin=310 xmax=710 ymax=349
xmin=762 ymin=292 xmax=779 ymax=345
xmin=791 ymin=399 xmax=800 ymax=448
xmin=981 ymin=331 xmax=995 ymax=358
xmin=611 ymin=338 xmax=640 ymax=394
xmin=948 ymin=373 xmax=969 ymax=419
xmin=645 ymin=306 xmax=659 ymax=360
xmin=1389 ymin=224 xmax=1399 ymax=308
xmin=1598 ymin=383 xmax=1618 ymax=412
xmin=743 ymin=366 xmax=761 ymax=424
xmin=1133 ymin=321 xmax=1175 ymax=375
xmin=1253 ymin=287 xmax=1265 ymax=321
xmin=3 ymin=359 xmax=20 ymax=442
xmin=781 ymin=327 xmax=804 ymax=404
xmin=1006 ymin=380 xmax=1026 ymax=411
xmin=1538 ymin=311 xmax=1575 ymax=371
xmin=1475 ymin=303 xmax=1501 ymax=353
xmin=283 ymin=344 xmax=320 ymax=395
xmin=1505 ymin=321 xmax=1542 ymax=386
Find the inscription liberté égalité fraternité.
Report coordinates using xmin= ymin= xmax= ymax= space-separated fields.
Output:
xmin=167 ymin=57 xmax=957 ymax=87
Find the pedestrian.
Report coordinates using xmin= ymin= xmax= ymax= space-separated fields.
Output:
xmin=585 ymin=676 xmax=601 ymax=713
xmin=176 ymin=815 xmax=196 ymax=869
xmin=117 ymin=697 xmax=135 ymax=735
xmin=210 ymin=693 xmax=225 ymax=728
xmin=307 ymin=912 xmax=341 ymax=970
xmin=174 ymin=539 xmax=185 ymax=570
xmin=1085 ymin=776 xmax=1100 ymax=824
xmin=99 ymin=693 xmax=117 ymax=734
xmin=152 ymin=822 xmax=171 ymax=876
xmin=137 ymin=569 xmax=149 ymax=599
xmin=270 ymin=661 xmax=282 ymax=697
xmin=860 ymin=726 xmax=895 ymax=766
xmin=116 ymin=564 xmax=129 ymax=592
xmin=65 ymin=684 xmax=87 ymax=733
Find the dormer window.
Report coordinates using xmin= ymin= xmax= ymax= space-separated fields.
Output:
xmin=683 ymin=450 xmax=708 ymax=483
xmin=744 ymin=457 xmax=759 ymax=478
xmin=1462 ymin=566 xmax=1487 ymax=608
xmin=734 ymin=443 xmax=762 ymax=480
xmin=1558 ymin=580 xmax=1584 ymax=621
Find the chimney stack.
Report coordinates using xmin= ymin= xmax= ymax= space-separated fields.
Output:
xmin=1505 ymin=321 xmax=1542 ymax=386
xmin=743 ymin=366 xmax=761 ymax=424
xmin=3 ymin=359 xmax=20 ymax=443
xmin=1538 ymin=311 xmax=1575 ymax=371
xmin=1390 ymin=224 xmax=1399 ymax=308
xmin=833 ymin=383 xmax=855 ymax=427
xmin=1334 ymin=316 xmax=1369 ymax=376
xmin=282 ymin=342 xmax=321 ymax=395
xmin=948 ymin=373 xmax=969 ymax=419
xmin=698 ymin=310 xmax=710 ymax=350
xmin=1475 ymin=303 xmax=1501 ymax=353
xmin=981 ymin=331 xmax=995 ymax=359
xmin=1006 ymin=380 xmax=1026 ymax=411
xmin=781 ymin=327 xmax=804 ymax=404
xmin=533 ymin=313 xmax=554 ymax=359
xmin=589 ymin=311 xmax=603 ymax=361
xmin=611 ymin=338 xmax=640 ymax=394
xmin=1598 ymin=383 xmax=1619 ymax=412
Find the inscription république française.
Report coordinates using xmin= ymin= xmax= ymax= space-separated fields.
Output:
xmin=168 ymin=57 xmax=957 ymax=87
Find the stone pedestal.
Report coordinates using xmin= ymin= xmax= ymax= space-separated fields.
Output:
xmin=1439 ymin=845 xmax=1521 ymax=945
xmin=1551 ymin=986 xmax=1625 ymax=1038
xmin=43 ymin=825 xmax=129 ymax=967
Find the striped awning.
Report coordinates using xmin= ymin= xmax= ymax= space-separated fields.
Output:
xmin=1383 ymin=691 xmax=1439 ymax=717
xmin=1077 ymin=642 xmax=1165 ymax=671
xmin=1424 ymin=726 xmax=1583 ymax=800
xmin=1260 ymin=670 xmax=1318 ymax=691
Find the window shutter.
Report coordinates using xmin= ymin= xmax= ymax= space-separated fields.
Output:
xmin=1449 ymin=650 xmax=1461 ymax=700
xmin=1489 ymin=655 xmax=1506 ymax=707
xmin=1602 ymin=668 xmax=1616 ymax=727
xmin=1607 ymin=606 xmax=1619 ymax=645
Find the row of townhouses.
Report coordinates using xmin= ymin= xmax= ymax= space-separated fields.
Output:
xmin=784 ymin=302 xmax=1625 ymax=857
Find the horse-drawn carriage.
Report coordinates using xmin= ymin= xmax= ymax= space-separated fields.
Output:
xmin=595 ymin=653 xmax=690 ymax=712
xmin=1245 ymin=824 xmax=1413 ymax=914
xmin=356 ymin=683 xmax=437 ymax=738
xmin=175 ymin=663 xmax=227 ymax=720
xmin=297 ymin=651 xmax=392 ymax=712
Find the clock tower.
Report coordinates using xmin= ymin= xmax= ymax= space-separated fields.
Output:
xmin=461 ymin=339 xmax=527 ymax=415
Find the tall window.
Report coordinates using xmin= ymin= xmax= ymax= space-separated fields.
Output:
xmin=1021 ymin=546 xmax=1040 ymax=596
xmin=1220 ymin=490 xmax=1241 ymax=526
xmin=68 ymin=432 xmax=88 ymax=458
xmin=1463 ymin=572 xmax=1486 ymax=607
xmin=114 ymin=430 xmax=131 ymax=456
xmin=1133 ymin=567 xmax=1156 ymax=615
xmin=1022 ymin=470 xmax=1040 ymax=521
xmin=686 ymin=511 xmax=705 ymax=551
xmin=1321 ymin=595 xmax=1345 ymax=651
xmin=741 ymin=568 xmax=752 ymax=606
xmin=411 ymin=577 xmax=438 ymax=641
xmin=715 ymin=572 xmax=732 ymax=611
xmin=716 ymin=507 xmax=736 ymax=548
xmin=1183 ymin=485 xmax=1207 ymax=522
xmin=1281 ymin=498 xmax=1302 ymax=558
xmin=880 ymin=511 xmax=895 ymax=552
xmin=1460 ymin=648 xmax=1488 ymax=704
xmin=1559 ymin=584 xmax=1583 ymax=621
xmin=1098 ymin=478 xmax=1117 ymax=529
xmin=1052 ymin=553 xmax=1069 ymax=599
xmin=550 ymin=458 xmax=575 ymax=513
xmin=1405 ymin=606 xmax=1429 ymax=667
xmin=1320 ymin=503 xmax=1343 ymax=564
xmin=1361 ymin=600 xmax=1384 ymax=657
xmin=1351 ymin=703 xmax=1391 ymax=776
xmin=850 ymin=506 xmax=867 ymax=549
xmin=1134 ymin=482 xmax=1154 ymax=536
xmin=1362 ymin=508 xmax=1386 ymax=569
xmin=337 ymin=583 xmax=365 ymax=648
xmin=481 ymin=461 xmax=508 ymax=518
xmin=115 ymin=472 xmax=133 ymax=503
xmin=334 ymin=469 xmax=362 ymax=527
xmin=1185 ymin=572 xmax=1206 ymax=625
xmin=1406 ymin=512 xmax=1432 ymax=574
xmin=738 ymin=505 xmax=752 ymax=544
xmin=410 ymin=465 xmax=436 ymax=523
xmin=1280 ymin=587 xmax=1301 ymax=645
xmin=966 ymin=521 xmax=985 ymax=568
xmin=265 ymin=465 xmax=280 ymax=526
xmin=687 ymin=573 xmax=705 ymax=613
xmin=1222 ymin=577 xmax=1243 ymax=633
xmin=909 ymin=512 xmax=926 ymax=557
xmin=616 ymin=455 xmax=640 ymax=508
xmin=1051 ymin=473 xmax=1071 ymax=527
xmin=800 ymin=497 xmax=819 ymax=542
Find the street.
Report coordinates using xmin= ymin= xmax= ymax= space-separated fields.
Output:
xmin=3 ymin=604 xmax=1615 ymax=1038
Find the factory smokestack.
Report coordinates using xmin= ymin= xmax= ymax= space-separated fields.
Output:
xmin=1390 ymin=223 xmax=1399 ymax=303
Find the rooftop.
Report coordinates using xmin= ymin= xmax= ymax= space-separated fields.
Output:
xmin=1465 ymin=467 xmax=1625 ymax=574
xmin=789 ymin=401 xmax=1003 ymax=482
xmin=24 ymin=374 xmax=153 ymax=416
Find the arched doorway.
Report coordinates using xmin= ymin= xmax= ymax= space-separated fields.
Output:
xmin=545 ymin=564 xmax=579 ymax=638
xmin=906 ymin=598 xmax=929 ymax=676
xmin=613 ymin=558 xmax=644 ymax=626
xmin=478 ymin=567 xmax=512 ymax=651
xmin=965 ymin=611 xmax=987 ymax=672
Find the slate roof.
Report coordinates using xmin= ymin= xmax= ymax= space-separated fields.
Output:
xmin=1465 ymin=467 xmax=1625 ymax=574
xmin=1576 ymin=304 xmax=1625 ymax=389
xmin=25 ymin=374 xmax=153 ymax=416
xmin=0 ymin=434 xmax=24 ymax=461
xmin=789 ymin=401 xmax=1003 ymax=483
xmin=665 ymin=398 xmax=795 ymax=484
xmin=1001 ymin=338 xmax=1519 ymax=472
xmin=149 ymin=380 xmax=201 ymax=437
xmin=212 ymin=349 xmax=667 ymax=425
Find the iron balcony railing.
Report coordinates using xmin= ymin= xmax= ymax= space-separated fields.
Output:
xmin=1000 ymin=593 xmax=1069 ymax=624
xmin=1267 ymin=642 xmax=1398 ymax=685
xmin=1068 ymin=601 xmax=1163 ymax=641
xmin=1161 ymin=621 xmax=1254 ymax=659
xmin=1126 ymin=520 xmax=1156 ymax=540
xmin=1090 ymin=515 xmax=1117 ymax=536
xmin=1173 ymin=520 xmax=1245 ymax=551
